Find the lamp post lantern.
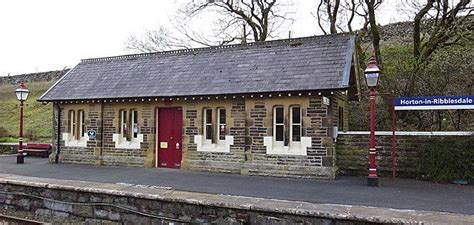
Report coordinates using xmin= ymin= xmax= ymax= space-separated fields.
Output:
xmin=364 ymin=57 xmax=380 ymax=187
xmin=15 ymin=82 xmax=29 ymax=164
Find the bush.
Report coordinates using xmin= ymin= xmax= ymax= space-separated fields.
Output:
xmin=417 ymin=136 xmax=474 ymax=183
xmin=0 ymin=126 xmax=9 ymax=137
xmin=0 ymin=137 xmax=17 ymax=142
xmin=25 ymin=129 xmax=38 ymax=141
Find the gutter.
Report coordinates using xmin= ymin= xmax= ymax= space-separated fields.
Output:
xmin=55 ymin=102 xmax=61 ymax=163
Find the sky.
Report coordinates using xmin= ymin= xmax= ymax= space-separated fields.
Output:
xmin=0 ymin=0 xmax=405 ymax=76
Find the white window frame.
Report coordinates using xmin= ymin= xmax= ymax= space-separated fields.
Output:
xmin=78 ymin=110 xmax=85 ymax=138
xmin=273 ymin=106 xmax=284 ymax=144
xmin=290 ymin=105 xmax=302 ymax=142
xmin=203 ymin=108 xmax=213 ymax=141
xmin=120 ymin=109 xmax=128 ymax=139
xmin=69 ymin=110 xmax=76 ymax=139
xmin=217 ymin=108 xmax=226 ymax=143
xmin=130 ymin=109 xmax=139 ymax=139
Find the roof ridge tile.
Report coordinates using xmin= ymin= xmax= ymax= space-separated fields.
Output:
xmin=81 ymin=33 xmax=352 ymax=64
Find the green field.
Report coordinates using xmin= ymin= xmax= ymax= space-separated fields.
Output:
xmin=0 ymin=81 xmax=55 ymax=142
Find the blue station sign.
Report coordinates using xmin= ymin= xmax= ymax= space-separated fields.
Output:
xmin=394 ymin=96 xmax=474 ymax=110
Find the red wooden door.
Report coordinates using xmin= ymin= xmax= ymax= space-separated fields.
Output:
xmin=157 ymin=108 xmax=182 ymax=168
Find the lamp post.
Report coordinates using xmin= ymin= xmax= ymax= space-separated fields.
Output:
xmin=15 ymin=82 xmax=29 ymax=164
xmin=364 ymin=57 xmax=380 ymax=187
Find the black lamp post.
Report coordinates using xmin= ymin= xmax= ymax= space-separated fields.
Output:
xmin=364 ymin=57 xmax=381 ymax=187
xmin=15 ymin=82 xmax=29 ymax=164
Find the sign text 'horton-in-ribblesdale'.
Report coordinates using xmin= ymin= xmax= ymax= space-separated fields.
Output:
xmin=394 ymin=96 xmax=474 ymax=110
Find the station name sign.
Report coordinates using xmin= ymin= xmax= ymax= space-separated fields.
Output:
xmin=394 ymin=96 xmax=474 ymax=110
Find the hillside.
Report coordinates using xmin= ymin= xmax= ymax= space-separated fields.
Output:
xmin=0 ymin=71 xmax=67 ymax=142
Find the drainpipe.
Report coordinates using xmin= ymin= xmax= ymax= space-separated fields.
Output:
xmin=55 ymin=102 xmax=61 ymax=163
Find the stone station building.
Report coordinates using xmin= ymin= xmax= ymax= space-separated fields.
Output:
xmin=38 ymin=34 xmax=360 ymax=179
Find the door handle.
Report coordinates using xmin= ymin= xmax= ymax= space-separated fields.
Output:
xmin=176 ymin=143 xmax=180 ymax=149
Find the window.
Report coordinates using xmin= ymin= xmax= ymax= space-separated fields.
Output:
xmin=273 ymin=105 xmax=302 ymax=143
xmin=203 ymin=108 xmax=213 ymax=141
xmin=290 ymin=106 xmax=301 ymax=142
xmin=131 ymin=109 xmax=138 ymax=139
xmin=64 ymin=109 xmax=88 ymax=147
xmin=273 ymin=106 xmax=284 ymax=142
xmin=195 ymin=107 xmax=233 ymax=153
xmin=113 ymin=108 xmax=143 ymax=149
xmin=68 ymin=110 xmax=76 ymax=138
xmin=78 ymin=110 xmax=85 ymax=138
xmin=265 ymin=104 xmax=310 ymax=155
xmin=338 ymin=106 xmax=344 ymax=128
xmin=118 ymin=109 xmax=139 ymax=141
xmin=119 ymin=110 xmax=128 ymax=139
xmin=217 ymin=108 xmax=226 ymax=141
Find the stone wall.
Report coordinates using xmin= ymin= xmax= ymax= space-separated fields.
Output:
xmin=336 ymin=132 xmax=473 ymax=177
xmin=0 ymin=70 xmax=68 ymax=85
xmin=0 ymin=144 xmax=25 ymax=155
xmin=0 ymin=176 xmax=417 ymax=224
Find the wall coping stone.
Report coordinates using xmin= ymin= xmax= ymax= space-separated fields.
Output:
xmin=339 ymin=131 xmax=473 ymax=136
xmin=0 ymin=174 xmax=473 ymax=224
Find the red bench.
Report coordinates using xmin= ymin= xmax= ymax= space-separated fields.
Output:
xmin=25 ymin=143 xmax=52 ymax=158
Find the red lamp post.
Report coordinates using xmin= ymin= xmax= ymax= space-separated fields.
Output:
xmin=364 ymin=57 xmax=380 ymax=187
xmin=15 ymin=82 xmax=29 ymax=164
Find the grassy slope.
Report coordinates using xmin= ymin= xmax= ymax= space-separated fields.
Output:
xmin=0 ymin=81 xmax=54 ymax=141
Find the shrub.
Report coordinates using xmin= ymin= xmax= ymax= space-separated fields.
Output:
xmin=417 ymin=136 xmax=474 ymax=183
xmin=0 ymin=137 xmax=17 ymax=143
xmin=25 ymin=129 xmax=38 ymax=141
xmin=0 ymin=126 xmax=9 ymax=137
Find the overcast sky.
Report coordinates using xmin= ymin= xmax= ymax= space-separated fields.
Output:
xmin=0 ymin=0 xmax=405 ymax=76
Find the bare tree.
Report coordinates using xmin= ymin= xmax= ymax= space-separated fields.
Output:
xmin=365 ymin=0 xmax=382 ymax=66
xmin=403 ymin=0 xmax=473 ymax=96
xmin=412 ymin=0 xmax=472 ymax=62
xmin=125 ymin=0 xmax=295 ymax=53
xmin=314 ymin=0 xmax=382 ymax=67
xmin=125 ymin=26 xmax=192 ymax=53
xmin=180 ymin=0 xmax=295 ymax=43
xmin=316 ymin=0 xmax=341 ymax=34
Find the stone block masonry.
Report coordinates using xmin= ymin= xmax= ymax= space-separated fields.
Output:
xmin=336 ymin=131 xmax=473 ymax=177
xmin=2 ymin=175 xmax=470 ymax=224
xmin=0 ymin=69 xmax=68 ymax=85
xmin=50 ymin=94 xmax=349 ymax=179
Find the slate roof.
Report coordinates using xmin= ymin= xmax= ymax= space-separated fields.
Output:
xmin=39 ymin=34 xmax=355 ymax=101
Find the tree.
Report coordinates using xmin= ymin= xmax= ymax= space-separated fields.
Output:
xmin=125 ymin=26 xmax=191 ymax=53
xmin=181 ymin=0 xmax=294 ymax=43
xmin=403 ymin=0 xmax=473 ymax=96
xmin=126 ymin=0 xmax=295 ymax=53
xmin=315 ymin=0 xmax=382 ymax=70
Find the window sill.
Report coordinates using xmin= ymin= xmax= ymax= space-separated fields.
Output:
xmin=62 ymin=133 xmax=89 ymax=147
xmin=112 ymin=134 xmax=144 ymax=149
xmin=194 ymin=135 xmax=234 ymax=153
xmin=263 ymin=136 xmax=311 ymax=156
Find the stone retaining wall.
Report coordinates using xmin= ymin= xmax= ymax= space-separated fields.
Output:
xmin=336 ymin=131 xmax=473 ymax=177
xmin=0 ymin=176 xmax=394 ymax=225
xmin=2 ymin=175 xmax=468 ymax=224
xmin=0 ymin=143 xmax=25 ymax=155
xmin=0 ymin=70 xmax=68 ymax=85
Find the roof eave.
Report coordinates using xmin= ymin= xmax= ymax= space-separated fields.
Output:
xmin=37 ymin=87 xmax=351 ymax=103
xmin=340 ymin=35 xmax=355 ymax=88
xmin=37 ymin=64 xmax=79 ymax=102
